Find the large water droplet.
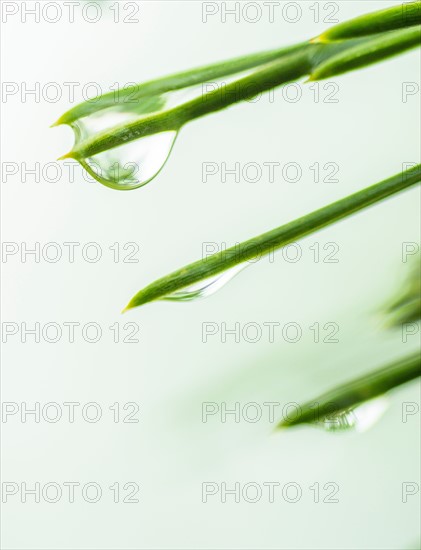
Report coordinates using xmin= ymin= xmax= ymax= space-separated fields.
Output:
xmin=317 ymin=396 xmax=389 ymax=433
xmin=163 ymin=263 xmax=248 ymax=302
xmin=79 ymin=130 xmax=178 ymax=191
xmin=68 ymin=95 xmax=179 ymax=190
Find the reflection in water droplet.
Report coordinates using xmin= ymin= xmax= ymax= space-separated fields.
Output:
xmin=163 ymin=263 xmax=248 ymax=302
xmin=79 ymin=131 xmax=178 ymax=191
xmin=317 ymin=396 xmax=389 ymax=433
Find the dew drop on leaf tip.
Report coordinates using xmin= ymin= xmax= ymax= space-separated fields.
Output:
xmin=162 ymin=263 xmax=248 ymax=302
xmin=315 ymin=396 xmax=389 ymax=433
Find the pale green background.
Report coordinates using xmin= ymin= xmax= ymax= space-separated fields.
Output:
xmin=1 ymin=1 xmax=420 ymax=549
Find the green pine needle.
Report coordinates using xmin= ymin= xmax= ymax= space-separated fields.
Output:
xmin=55 ymin=3 xmax=421 ymax=162
xmin=123 ymin=165 xmax=421 ymax=311
xmin=277 ymin=351 xmax=420 ymax=429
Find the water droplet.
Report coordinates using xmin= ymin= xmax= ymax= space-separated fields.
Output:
xmin=67 ymin=94 xmax=178 ymax=190
xmin=79 ymin=130 xmax=178 ymax=191
xmin=66 ymin=85 xmax=202 ymax=190
xmin=317 ymin=396 xmax=389 ymax=433
xmin=65 ymin=71 xmax=257 ymax=190
xmin=163 ymin=263 xmax=248 ymax=302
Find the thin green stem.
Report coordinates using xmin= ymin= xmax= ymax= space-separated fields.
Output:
xmin=310 ymin=26 xmax=421 ymax=81
xmin=317 ymin=1 xmax=421 ymax=42
xmin=53 ymin=42 xmax=307 ymax=127
xmin=67 ymin=45 xmax=314 ymax=159
xmin=277 ymin=351 xmax=421 ymax=429
xmin=123 ymin=164 xmax=421 ymax=311
xmin=57 ymin=2 xmax=421 ymax=161
xmin=63 ymin=25 xmax=420 ymax=160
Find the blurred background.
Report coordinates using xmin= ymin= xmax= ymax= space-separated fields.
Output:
xmin=1 ymin=1 xmax=420 ymax=548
